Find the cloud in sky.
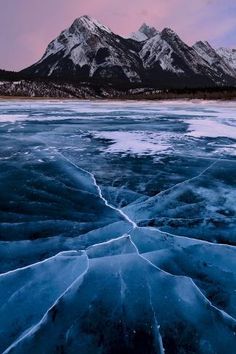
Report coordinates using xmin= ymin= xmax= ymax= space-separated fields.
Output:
xmin=0 ymin=0 xmax=235 ymax=70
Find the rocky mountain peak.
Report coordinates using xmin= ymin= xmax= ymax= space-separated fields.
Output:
xmin=139 ymin=23 xmax=159 ymax=39
xmin=70 ymin=15 xmax=112 ymax=34
xmin=161 ymin=28 xmax=179 ymax=40
xmin=128 ymin=23 xmax=158 ymax=42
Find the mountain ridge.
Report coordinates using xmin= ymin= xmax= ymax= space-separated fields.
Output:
xmin=2 ymin=15 xmax=236 ymax=89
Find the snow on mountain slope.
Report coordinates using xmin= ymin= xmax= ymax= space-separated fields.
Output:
xmin=193 ymin=41 xmax=236 ymax=81
xmin=129 ymin=30 xmax=148 ymax=42
xmin=140 ymin=31 xmax=184 ymax=74
xmin=21 ymin=15 xmax=143 ymax=83
xmin=217 ymin=47 xmax=236 ymax=71
xmin=193 ymin=41 xmax=221 ymax=66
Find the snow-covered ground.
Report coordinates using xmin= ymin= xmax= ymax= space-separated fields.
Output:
xmin=0 ymin=100 xmax=236 ymax=353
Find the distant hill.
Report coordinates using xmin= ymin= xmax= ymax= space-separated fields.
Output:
xmin=0 ymin=69 xmax=21 ymax=81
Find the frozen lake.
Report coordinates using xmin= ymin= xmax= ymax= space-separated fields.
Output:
xmin=0 ymin=99 xmax=236 ymax=353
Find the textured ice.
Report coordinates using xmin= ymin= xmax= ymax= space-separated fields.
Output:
xmin=0 ymin=100 xmax=236 ymax=353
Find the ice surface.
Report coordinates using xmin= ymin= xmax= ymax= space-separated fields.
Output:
xmin=0 ymin=99 xmax=236 ymax=353
xmin=0 ymin=251 xmax=88 ymax=353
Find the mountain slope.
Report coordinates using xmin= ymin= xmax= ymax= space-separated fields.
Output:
xmin=193 ymin=41 xmax=236 ymax=85
xmin=139 ymin=28 xmax=228 ymax=88
xmin=21 ymin=16 xmax=143 ymax=84
xmin=216 ymin=47 xmax=236 ymax=72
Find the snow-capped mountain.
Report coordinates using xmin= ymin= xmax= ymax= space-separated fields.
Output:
xmin=193 ymin=41 xmax=236 ymax=84
xmin=216 ymin=47 xmax=236 ymax=72
xmin=21 ymin=16 xmax=143 ymax=84
xmin=20 ymin=16 xmax=236 ymax=88
xmin=128 ymin=23 xmax=159 ymax=42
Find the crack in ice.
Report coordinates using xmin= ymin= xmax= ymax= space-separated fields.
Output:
xmin=129 ymin=233 xmax=236 ymax=324
xmin=130 ymin=156 xmax=222 ymax=210
xmin=146 ymin=281 xmax=165 ymax=354
xmin=3 ymin=253 xmax=90 ymax=354
xmin=0 ymin=251 xmax=79 ymax=277
xmin=56 ymin=151 xmax=138 ymax=230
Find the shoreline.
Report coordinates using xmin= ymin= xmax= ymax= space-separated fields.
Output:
xmin=1 ymin=80 xmax=236 ymax=102
xmin=1 ymin=95 xmax=236 ymax=103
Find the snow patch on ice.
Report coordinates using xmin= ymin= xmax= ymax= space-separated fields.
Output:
xmin=0 ymin=114 xmax=29 ymax=123
xmin=91 ymin=131 xmax=173 ymax=156
xmin=214 ymin=144 xmax=236 ymax=156
xmin=185 ymin=118 xmax=236 ymax=139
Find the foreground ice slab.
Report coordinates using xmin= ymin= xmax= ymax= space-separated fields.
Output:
xmin=0 ymin=251 xmax=88 ymax=353
xmin=0 ymin=100 xmax=236 ymax=353
xmin=3 ymin=238 xmax=236 ymax=354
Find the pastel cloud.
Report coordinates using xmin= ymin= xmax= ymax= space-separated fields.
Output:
xmin=0 ymin=0 xmax=235 ymax=70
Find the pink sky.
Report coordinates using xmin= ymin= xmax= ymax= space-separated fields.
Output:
xmin=1 ymin=0 xmax=236 ymax=70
